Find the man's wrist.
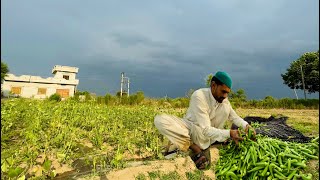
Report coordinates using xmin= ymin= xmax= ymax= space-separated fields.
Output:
xmin=223 ymin=129 xmax=231 ymax=139
xmin=243 ymin=122 xmax=249 ymax=129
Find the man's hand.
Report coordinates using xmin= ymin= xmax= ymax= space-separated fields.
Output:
xmin=230 ymin=129 xmax=244 ymax=145
xmin=245 ymin=124 xmax=256 ymax=140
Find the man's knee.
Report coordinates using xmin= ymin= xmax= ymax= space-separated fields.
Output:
xmin=154 ymin=114 xmax=174 ymax=134
xmin=154 ymin=114 xmax=166 ymax=129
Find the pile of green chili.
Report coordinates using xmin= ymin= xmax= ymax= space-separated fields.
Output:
xmin=215 ymin=129 xmax=319 ymax=180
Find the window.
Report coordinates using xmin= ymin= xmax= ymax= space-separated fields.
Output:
xmin=63 ymin=75 xmax=69 ymax=80
xmin=11 ymin=87 xmax=21 ymax=95
xmin=38 ymin=88 xmax=47 ymax=95
xmin=56 ymin=89 xmax=69 ymax=98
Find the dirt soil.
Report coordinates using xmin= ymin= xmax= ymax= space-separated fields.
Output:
xmin=104 ymin=147 xmax=219 ymax=180
xmin=75 ymin=146 xmax=220 ymax=180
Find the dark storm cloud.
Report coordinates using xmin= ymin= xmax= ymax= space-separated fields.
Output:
xmin=1 ymin=0 xmax=319 ymax=99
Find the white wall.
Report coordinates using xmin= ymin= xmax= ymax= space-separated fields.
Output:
xmin=53 ymin=72 xmax=76 ymax=80
xmin=5 ymin=73 xmax=79 ymax=85
xmin=2 ymin=81 xmax=76 ymax=99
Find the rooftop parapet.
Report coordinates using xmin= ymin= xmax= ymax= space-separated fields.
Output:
xmin=52 ymin=65 xmax=79 ymax=74
xmin=4 ymin=74 xmax=79 ymax=85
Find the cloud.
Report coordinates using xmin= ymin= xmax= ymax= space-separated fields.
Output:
xmin=1 ymin=0 xmax=318 ymax=99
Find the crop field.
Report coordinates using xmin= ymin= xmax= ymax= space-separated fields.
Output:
xmin=1 ymin=98 xmax=319 ymax=180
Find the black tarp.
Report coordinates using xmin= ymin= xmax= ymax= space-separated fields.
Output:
xmin=232 ymin=116 xmax=312 ymax=143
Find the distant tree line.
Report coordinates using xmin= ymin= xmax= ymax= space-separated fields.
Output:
xmin=65 ymin=89 xmax=318 ymax=109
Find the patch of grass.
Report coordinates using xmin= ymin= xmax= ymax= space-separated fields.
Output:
xmin=186 ymin=169 xmax=211 ymax=180
xmin=137 ymin=171 xmax=183 ymax=180
xmin=293 ymin=124 xmax=314 ymax=134
xmin=148 ymin=170 xmax=160 ymax=180
xmin=159 ymin=171 xmax=181 ymax=180
xmin=287 ymin=117 xmax=319 ymax=137
xmin=135 ymin=173 xmax=147 ymax=180
xmin=141 ymin=160 xmax=151 ymax=166
xmin=303 ymin=160 xmax=319 ymax=180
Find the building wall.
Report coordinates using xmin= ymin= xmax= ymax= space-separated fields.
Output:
xmin=53 ymin=71 xmax=76 ymax=80
xmin=2 ymin=65 xmax=79 ymax=100
xmin=2 ymin=81 xmax=76 ymax=99
xmin=52 ymin=65 xmax=78 ymax=74
xmin=4 ymin=74 xmax=79 ymax=85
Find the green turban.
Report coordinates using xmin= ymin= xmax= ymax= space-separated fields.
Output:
xmin=214 ymin=71 xmax=232 ymax=89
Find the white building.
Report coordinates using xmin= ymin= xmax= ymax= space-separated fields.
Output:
xmin=2 ymin=65 xmax=79 ymax=99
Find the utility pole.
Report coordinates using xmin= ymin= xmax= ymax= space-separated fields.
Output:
xmin=127 ymin=78 xmax=130 ymax=97
xmin=120 ymin=72 xmax=124 ymax=97
xmin=300 ymin=65 xmax=307 ymax=100
xmin=120 ymin=72 xmax=130 ymax=97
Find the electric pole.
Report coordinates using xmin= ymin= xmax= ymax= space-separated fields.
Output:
xmin=120 ymin=72 xmax=124 ymax=97
xmin=120 ymin=72 xmax=130 ymax=97
xmin=300 ymin=65 xmax=307 ymax=100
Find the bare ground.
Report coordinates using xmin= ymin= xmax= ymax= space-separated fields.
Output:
xmin=74 ymin=146 xmax=220 ymax=180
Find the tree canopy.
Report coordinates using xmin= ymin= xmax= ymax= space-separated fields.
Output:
xmin=1 ymin=61 xmax=9 ymax=84
xmin=281 ymin=50 xmax=319 ymax=93
xmin=229 ymin=89 xmax=247 ymax=101
xmin=205 ymin=73 xmax=213 ymax=87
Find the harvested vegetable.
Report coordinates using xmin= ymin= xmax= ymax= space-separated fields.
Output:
xmin=215 ymin=129 xmax=319 ymax=180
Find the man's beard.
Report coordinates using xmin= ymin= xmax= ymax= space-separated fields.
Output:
xmin=214 ymin=96 xmax=225 ymax=103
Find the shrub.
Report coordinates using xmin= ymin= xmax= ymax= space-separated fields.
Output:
xmin=49 ymin=93 xmax=61 ymax=102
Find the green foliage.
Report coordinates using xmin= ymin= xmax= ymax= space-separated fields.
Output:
xmin=171 ymin=97 xmax=189 ymax=108
xmin=116 ymin=91 xmax=128 ymax=97
xmin=148 ymin=171 xmax=161 ymax=179
xmin=158 ymin=171 xmax=181 ymax=180
xmin=48 ymin=93 xmax=61 ymax=102
xmin=0 ymin=97 xmax=318 ymax=179
xmin=104 ymin=93 xmax=116 ymax=105
xmin=92 ymin=91 xmax=146 ymax=106
xmin=156 ymin=97 xmax=190 ymax=108
xmin=97 ymin=89 xmax=318 ymax=109
xmin=238 ymin=97 xmax=319 ymax=109
xmin=1 ymin=61 xmax=9 ymax=84
xmin=229 ymin=89 xmax=247 ymax=108
xmin=1 ymin=98 xmax=188 ymax=179
xmin=232 ymin=89 xmax=247 ymax=100
xmin=136 ymin=171 xmax=182 ymax=180
xmin=128 ymin=91 xmax=145 ymax=105
xmin=186 ymin=169 xmax=211 ymax=180
xmin=135 ymin=173 xmax=147 ymax=180
xmin=281 ymin=50 xmax=319 ymax=93
xmin=205 ymin=73 xmax=213 ymax=87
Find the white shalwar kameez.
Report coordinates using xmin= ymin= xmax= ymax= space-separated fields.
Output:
xmin=154 ymin=88 xmax=248 ymax=151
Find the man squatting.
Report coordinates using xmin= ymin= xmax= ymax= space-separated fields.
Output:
xmin=154 ymin=71 xmax=256 ymax=169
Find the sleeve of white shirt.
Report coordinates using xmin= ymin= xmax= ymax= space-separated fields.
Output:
xmin=190 ymin=92 xmax=231 ymax=142
xmin=228 ymin=104 xmax=248 ymax=130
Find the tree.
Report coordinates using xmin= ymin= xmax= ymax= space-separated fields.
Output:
xmin=135 ymin=91 xmax=145 ymax=104
xmin=205 ymin=74 xmax=213 ymax=87
xmin=281 ymin=50 xmax=319 ymax=93
xmin=1 ymin=62 xmax=9 ymax=84
xmin=230 ymin=89 xmax=247 ymax=101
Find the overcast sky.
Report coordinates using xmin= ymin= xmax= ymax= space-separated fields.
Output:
xmin=1 ymin=0 xmax=319 ymax=99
